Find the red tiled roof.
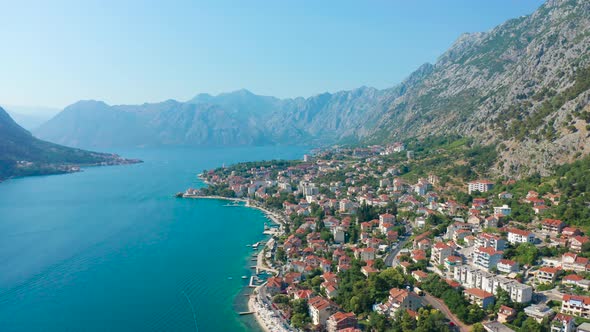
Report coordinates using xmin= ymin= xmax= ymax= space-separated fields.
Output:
xmin=542 ymin=219 xmax=563 ymax=226
xmin=465 ymin=288 xmax=494 ymax=299
xmin=498 ymin=259 xmax=517 ymax=266
xmin=433 ymin=242 xmax=450 ymax=249
xmin=539 ymin=266 xmax=559 ymax=274
xmin=554 ymin=313 xmax=574 ymax=322
xmin=563 ymin=294 xmax=590 ymax=305
xmin=508 ymin=228 xmax=532 ymax=237
xmin=329 ymin=311 xmax=356 ymax=323
xmin=563 ymin=274 xmax=584 ymax=282
xmin=477 ymin=246 xmax=502 ymax=255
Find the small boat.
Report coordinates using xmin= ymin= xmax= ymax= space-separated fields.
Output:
xmin=227 ymin=277 xmax=233 ymax=280
xmin=242 ymin=276 xmax=248 ymax=279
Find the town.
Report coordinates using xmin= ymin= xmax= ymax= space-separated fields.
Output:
xmin=187 ymin=138 xmax=590 ymax=332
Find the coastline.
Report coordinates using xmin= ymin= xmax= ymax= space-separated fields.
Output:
xmin=184 ymin=194 xmax=288 ymax=332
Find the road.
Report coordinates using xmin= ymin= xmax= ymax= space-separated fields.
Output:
xmin=423 ymin=293 xmax=470 ymax=332
xmin=385 ymin=228 xmax=412 ymax=267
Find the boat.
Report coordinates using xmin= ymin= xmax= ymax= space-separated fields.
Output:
xmin=227 ymin=277 xmax=233 ymax=280
xmin=241 ymin=276 xmax=248 ymax=279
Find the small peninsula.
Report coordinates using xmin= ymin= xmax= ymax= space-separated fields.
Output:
xmin=0 ymin=106 xmax=141 ymax=182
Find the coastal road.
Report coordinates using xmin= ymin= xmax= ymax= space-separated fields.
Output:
xmin=423 ymin=293 xmax=470 ymax=332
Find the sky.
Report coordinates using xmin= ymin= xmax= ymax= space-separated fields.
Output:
xmin=0 ymin=0 xmax=545 ymax=111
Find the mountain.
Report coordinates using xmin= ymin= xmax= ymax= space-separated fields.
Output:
xmin=367 ymin=0 xmax=590 ymax=176
xmin=35 ymin=87 xmax=394 ymax=148
xmin=0 ymin=106 xmax=140 ymax=181
xmin=34 ymin=0 xmax=590 ymax=175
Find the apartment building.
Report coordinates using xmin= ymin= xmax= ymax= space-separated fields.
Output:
xmin=561 ymin=294 xmax=590 ymax=319
xmin=454 ymin=265 xmax=532 ymax=303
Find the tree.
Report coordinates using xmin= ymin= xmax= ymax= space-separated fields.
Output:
xmin=519 ymin=317 xmax=542 ymax=332
xmin=291 ymin=313 xmax=309 ymax=329
xmin=471 ymin=323 xmax=485 ymax=332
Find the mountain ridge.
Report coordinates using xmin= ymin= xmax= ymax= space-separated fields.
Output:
xmin=33 ymin=0 xmax=590 ymax=176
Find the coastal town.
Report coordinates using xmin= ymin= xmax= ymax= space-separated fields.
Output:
xmin=183 ymin=139 xmax=590 ymax=332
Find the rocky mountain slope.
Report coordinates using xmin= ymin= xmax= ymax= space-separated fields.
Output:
xmin=369 ymin=0 xmax=590 ymax=176
xmin=0 ymin=106 xmax=139 ymax=181
xmin=34 ymin=0 xmax=590 ymax=176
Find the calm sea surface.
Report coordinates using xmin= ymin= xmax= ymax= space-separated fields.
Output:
xmin=0 ymin=146 xmax=307 ymax=331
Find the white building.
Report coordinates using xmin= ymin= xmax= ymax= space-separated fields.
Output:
xmin=454 ymin=265 xmax=532 ymax=303
xmin=507 ymin=228 xmax=535 ymax=245
xmin=493 ymin=205 xmax=512 ymax=216
xmin=468 ymin=180 xmax=494 ymax=194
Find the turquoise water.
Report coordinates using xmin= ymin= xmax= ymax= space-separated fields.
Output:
xmin=0 ymin=146 xmax=307 ymax=332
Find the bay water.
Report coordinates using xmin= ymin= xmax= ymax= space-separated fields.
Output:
xmin=0 ymin=146 xmax=307 ymax=331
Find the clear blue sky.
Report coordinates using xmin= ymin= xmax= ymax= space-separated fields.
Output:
xmin=0 ymin=0 xmax=545 ymax=109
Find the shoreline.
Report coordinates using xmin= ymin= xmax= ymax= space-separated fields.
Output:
xmin=184 ymin=194 xmax=288 ymax=332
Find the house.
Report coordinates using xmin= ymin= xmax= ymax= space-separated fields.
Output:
xmin=497 ymin=259 xmax=519 ymax=274
xmin=562 ymin=227 xmax=581 ymax=238
xmin=570 ymin=236 xmax=589 ymax=253
xmin=361 ymin=266 xmax=379 ymax=277
xmin=551 ymin=313 xmax=575 ymax=332
xmin=411 ymin=249 xmax=427 ymax=262
xmin=379 ymin=213 xmax=395 ymax=225
xmin=294 ymin=289 xmax=314 ymax=300
xmin=484 ymin=216 xmax=499 ymax=229
xmin=327 ymin=312 xmax=357 ymax=332
xmin=431 ymin=242 xmax=453 ymax=266
xmin=497 ymin=305 xmax=516 ymax=323
xmin=465 ymin=288 xmax=495 ymax=308
xmin=474 ymin=246 xmax=503 ymax=271
xmin=354 ymin=247 xmax=376 ymax=262
xmin=322 ymin=281 xmax=339 ymax=299
xmin=454 ymin=229 xmax=472 ymax=243
xmin=476 ymin=233 xmax=506 ymax=251
xmin=562 ymin=253 xmax=590 ymax=272
xmin=308 ymin=296 xmax=338 ymax=326
xmin=468 ymin=180 xmax=494 ymax=194
xmin=534 ymin=205 xmax=550 ymax=215
xmin=266 ymin=277 xmax=284 ymax=295
xmin=542 ymin=219 xmax=565 ymax=234
xmin=332 ymin=227 xmax=346 ymax=244
xmin=494 ymin=205 xmax=512 ymax=216
xmin=412 ymin=270 xmax=429 ymax=282
xmin=537 ymin=267 xmax=560 ymax=284
xmin=374 ymin=288 xmax=423 ymax=317
xmin=444 ymin=256 xmax=463 ymax=270
xmin=507 ymin=228 xmax=535 ymax=245
xmin=524 ymin=304 xmax=554 ymax=322
xmin=416 ymin=238 xmax=431 ymax=250
xmin=562 ymin=274 xmax=590 ymax=290
xmin=561 ymin=294 xmax=590 ymax=319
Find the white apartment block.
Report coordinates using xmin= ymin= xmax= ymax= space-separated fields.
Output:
xmin=453 ymin=265 xmax=533 ymax=303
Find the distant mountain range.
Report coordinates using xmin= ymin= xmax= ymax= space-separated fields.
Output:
xmin=0 ymin=106 xmax=140 ymax=181
xmin=34 ymin=0 xmax=590 ymax=175
xmin=34 ymin=87 xmax=391 ymax=148
xmin=4 ymin=105 xmax=60 ymax=130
